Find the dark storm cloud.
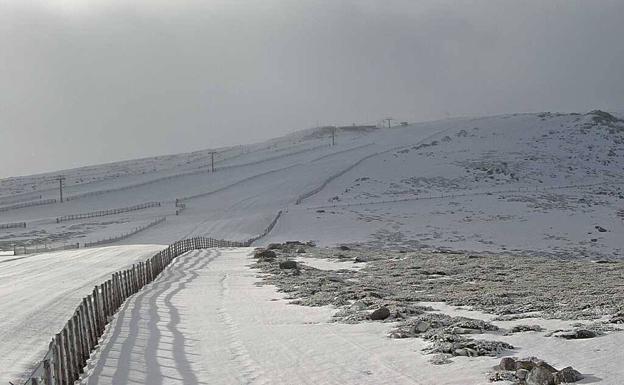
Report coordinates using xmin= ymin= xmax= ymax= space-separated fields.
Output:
xmin=1 ymin=0 xmax=623 ymax=178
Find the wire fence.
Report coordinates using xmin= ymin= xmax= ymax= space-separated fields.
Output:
xmin=55 ymin=202 xmax=161 ymax=223
xmin=14 ymin=243 xmax=79 ymax=256
xmin=0 ymin=221 xmax=26 ymax=230
xmin=0 ymin=194 xmax=42 ymax=206
xmin=0 ymin=198 xmax=57 ymax=213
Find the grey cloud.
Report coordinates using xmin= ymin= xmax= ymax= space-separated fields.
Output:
xmin=1 ymin=0 xmax=623 ymax=177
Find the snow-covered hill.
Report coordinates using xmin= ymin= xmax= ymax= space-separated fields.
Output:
xmin=3 ymin=110 xmax=624 ymax=384
xmin=1 ymin=110 xmax=623 ymax=258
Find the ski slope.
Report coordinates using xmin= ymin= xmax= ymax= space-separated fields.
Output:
xmin=2 ymin=111 xmax=624 ymax=383
xmin=0 ymin=244 xmax=165 ymax=384
xmin=3 ymin=111 xmax=622 ymax=257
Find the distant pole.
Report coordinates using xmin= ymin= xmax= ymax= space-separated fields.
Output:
xmin=331 ymin=127 xmax=335 ymax=146
xmin=209 ymin=151 xmax=216 ymax=172
xmin=57 ymin=175 xmax=66 ymax=202
xmin=385 ymin=118 xmax=393 ymax=129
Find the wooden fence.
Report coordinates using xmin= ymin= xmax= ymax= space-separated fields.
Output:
xmin=55 ymin=202 xmax=161 ymax=223
xmin=0 ymin=221 xmax=26 ymax=230
xmin=21 ymin=236 xmax=246 ymax=385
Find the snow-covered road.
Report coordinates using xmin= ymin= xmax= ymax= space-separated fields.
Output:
xmin=0 ymin=244 xmax=165 ymax=384
xmin=81 ymin=248 xmax=504 ymax=385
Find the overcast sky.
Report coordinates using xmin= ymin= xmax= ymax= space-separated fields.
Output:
xmin=1 ymin=0 xmax=623 ymax=178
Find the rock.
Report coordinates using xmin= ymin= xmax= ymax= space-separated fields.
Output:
xmin=595 ymin=225 xmax=608 ymax=232
xmin=527 ymin=366 xmax=555 ymax=385
xmin=555 ymin=367 xmax=583 ymax=384
xmin=354 ymin=255 xmax=370 ymax=263
xmin=489 ymin=371 xmax=516 ymax=382
xmin=370 ymin=307 xmax=390 ymax=321
xmin=516 ymin=360 xmax=536 ymax=371
xmin=338 ymin=245 xmax=351 ymax=251
xmin=556 ymin=329 xmax=597 ymax=339
xmin=267 ymin=243 xmax=283 ymax=250
xmin=510 ymin=324 xmax=543 ymax=333
xmin=254 ymin=249 xmax=276 ymax=261
xmin=516 ymin=368 xmax=529 ymax=381
xmin=454 ymin=348 xmax=469 ymax=356
xmin=412 ymin=321 xmax=431 ymax=334
xmin=279 ymin=260 xmax=298 ymax=269
xmin=499 ymin=357 xmax=516 ymax=371
xmin=295 ymin=247 xmax=306 ymax=253
xmin=610 ymin=311 xmax=624 ymax=323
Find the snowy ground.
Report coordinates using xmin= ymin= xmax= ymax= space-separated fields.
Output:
xmin=80 ymin=249 xmax=623 ymax=385
xmin=0 ymin=244 xmax=165 ymax=384
xmin=2 ymin=111 xmax=624 ymax=384
xmin=79 ymin=248 xmax=500 ymax=385
xmin=2 ymin=111 xmax=623 ymax=258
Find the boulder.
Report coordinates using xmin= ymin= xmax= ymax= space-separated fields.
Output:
xmin=254 ymin=249 xmax=276 ymax=261
xmin=370 ymin=307 xmax=390 ymax=321
xmin=295 ymin=247 xmax=306 ymax=254
xmin=279 ymin=260 xmax=298 ymax=269
xmin=267 ymin=243 xmax=283 ymax=250
xmin=526 ymin=366 xmax=555 ymax=385
xmin=554 ymin=367 xmax=583 ymax=384
xmin=499 ymin=357 xmax=516 ymax=371
xmin=556 ymin=329 xmax=597 ymax=339
xmin=338 ymin=245 xmax=351 ymax=251
xmin=412 ymin=320 xmax=431 ymax=334
xmin=354 ymin=255 xmax=370 ymax=263
xmin=595 ymin=225 xmax=608 ymax=232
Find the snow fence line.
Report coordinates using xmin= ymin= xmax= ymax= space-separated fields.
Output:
xmin=55 ymin=201 xmax=161 ymax=223
xmin=13 ymin=243 xmax=79 ymax=256
xmin=0 ymin=198 xmax=57 ymax=213
xmin=0 ymin=221 xmax=26 ymax=230
xmin=0 ymin=194 xmax=42 ymax=207
xmin=19 ymin=237 xmax=246 ymax=385
xmin=19 ymin=209 xmax=282 ymax=385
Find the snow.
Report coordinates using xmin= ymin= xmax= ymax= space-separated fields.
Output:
xmin=0 ymin=244 xmax=165 ymax=384
xmin=2 ymin=112 xmax=622 ymax=257
xmin=80 ymin=248 xmax=496 ymax=385
xmin=2 ymin=111 xmax=624 ymax=383
xmin=81 ymin=249 xmax=624 ymax=385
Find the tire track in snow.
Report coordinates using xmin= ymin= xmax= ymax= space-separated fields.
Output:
xmin=217 ymin=273 xmax=269 ymax=385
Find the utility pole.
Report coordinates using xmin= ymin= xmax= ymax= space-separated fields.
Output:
xmin=209 ymin=151 xmax=216 ymax=172
xmin=57 ymin=175 xmax=66 ymax=203
xmin=331 ymin=127 xmax=336 ymax=146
